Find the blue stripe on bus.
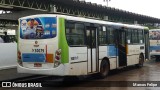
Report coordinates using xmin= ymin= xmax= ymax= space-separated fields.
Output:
xmin=22 ymin=53 xmax=46 ymax=62
xmin=108 ymin=45 xmax=117 ymax=57
xmin=150 ymin=46 xmax=160 ymax=50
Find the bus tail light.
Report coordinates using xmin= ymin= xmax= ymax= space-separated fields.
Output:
xmin=18 ymin=51 xmax=21 ymax=60
xmin=56 ymin=49 xmax=61 ymax=55
xmin=55 ymin=56 xmax=61 ymax=60
xmin=18 ymin=51 xmax=23 ymax=66
xmin=55 ymin=49 xmax=61 ymax=60
xmin=54 ymin=49 xmax=61 ymax=67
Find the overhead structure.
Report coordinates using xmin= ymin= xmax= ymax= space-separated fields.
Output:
xmin=0 ymin=0 xmax=160 ymax=27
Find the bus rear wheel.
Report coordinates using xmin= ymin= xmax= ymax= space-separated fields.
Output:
xmin=99 ymin=60 xmax=110 ymax=79
xmin=137 ymin=54 xmax=144 ymax=68
xmin=155 ymin=56 xmax=160 ymax=61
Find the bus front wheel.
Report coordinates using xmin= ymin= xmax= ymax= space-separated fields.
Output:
xmin=99 ymin=60 xmax=110 ymax=79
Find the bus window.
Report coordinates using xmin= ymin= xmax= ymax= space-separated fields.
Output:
xmin=127 ymin=29 xmax=132 ymax=44
xmin=149 ymin=30 xmax=160 ymax=40
xmin=107 ymin=27 xmax=115 ymax=44
xmin=119 ymin=30 xmax=126 ymax=46
xmin=132 ymin=29 xmax=138 ymax=43
xmin=99 ymin=26 xmax=107 ymax=45
xmin=66 ymin=22 xmax=85 ymax=46
xmin=138 ymin=30 xmax=144 ymax=43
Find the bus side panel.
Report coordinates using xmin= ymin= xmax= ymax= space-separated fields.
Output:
xmin=127 ymin=44 xmax=145 ymax=65
xmin=99 ymin=46 xmax=117 ymax=71
xmin=68 ymin=47 xmax=87 ymax=75
xmin=107 ymin=45 xmax=118 ymax=69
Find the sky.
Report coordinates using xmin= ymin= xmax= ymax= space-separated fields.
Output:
xmin=84 ymin=0 xmax=160 ymax=19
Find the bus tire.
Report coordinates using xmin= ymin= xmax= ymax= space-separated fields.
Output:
xmin=63 ymin=76 xmax=79 ymax=82
xmin=99 ymin=60 xmax=110 ymax=79
xmin=155 ymin=56 xmax=160 ymax=61
xmin=137 ymin=54 xmax=144 ymax=68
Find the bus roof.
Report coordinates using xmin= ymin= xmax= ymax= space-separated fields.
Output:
xmin=19 ymin=14 xmax=148 ymax=30
xmin=149 ymin=29 xmax=160 ymax=31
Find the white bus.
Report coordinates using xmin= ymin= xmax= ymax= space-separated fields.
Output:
xmin=17 ymin=14 xmax=149 ymax=78
xmin=149 ymin=29 xmax=160 ymax=61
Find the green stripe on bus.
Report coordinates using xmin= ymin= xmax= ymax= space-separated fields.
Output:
xmin=58 ymin=18 xmax=69 ymax=63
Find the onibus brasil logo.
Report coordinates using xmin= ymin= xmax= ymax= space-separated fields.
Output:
xmin=2 ymin=82 xmax=42 ymax=87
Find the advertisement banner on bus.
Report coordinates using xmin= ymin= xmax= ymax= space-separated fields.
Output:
xmin=20 ymin=17 xmax=57 ymax=39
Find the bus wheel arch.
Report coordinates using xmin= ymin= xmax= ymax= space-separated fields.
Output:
xmin=137 ymin=53 xmax=144 ymax=68
xmin=99 ymin=57 xmax=110 ymax=79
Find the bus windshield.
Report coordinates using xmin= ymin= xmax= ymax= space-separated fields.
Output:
xmin=20 ymin=17 xmax=57 ymax=39
xmin=149 ymin=30 xmax=160 ymax=40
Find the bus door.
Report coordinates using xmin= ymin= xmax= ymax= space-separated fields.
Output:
xmin=117 ymin=29 xmax=127 ymax=67
xmin=86 ymin=26 xmax=98 ymax=73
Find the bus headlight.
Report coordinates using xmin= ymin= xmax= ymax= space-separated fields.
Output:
xmin=54 ymin=61 xmax=61 ymax=67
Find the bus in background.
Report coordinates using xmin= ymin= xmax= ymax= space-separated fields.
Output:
xmin=0 ymin=30 xmax=17 ymax=43
xmin=17 ymin=14 xmax=149 ymax=78
xmin=149 ymin=29 xmax=160 ymax=61
xmin=0 ymin=30 xmax=17 ymax=70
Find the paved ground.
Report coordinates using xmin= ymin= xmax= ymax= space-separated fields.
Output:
xmin=0 ymin=60 xmax=160 ymax=90
xmin=0 ymin=68 xmax=33 ymax=81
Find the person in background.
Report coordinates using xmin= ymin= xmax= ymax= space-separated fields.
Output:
xmin=3 ymin=32 xmax=9 ymax=43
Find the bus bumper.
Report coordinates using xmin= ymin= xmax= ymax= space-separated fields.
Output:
xmin=17 ymin=64 xmax=69 ymax=76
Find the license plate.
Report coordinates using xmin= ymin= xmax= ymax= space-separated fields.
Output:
xmin=34 ymin=63 xmax=42 ymax=67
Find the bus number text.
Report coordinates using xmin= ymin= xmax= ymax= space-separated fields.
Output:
xmin=32 ymin=49 xmax=44 ymax=53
